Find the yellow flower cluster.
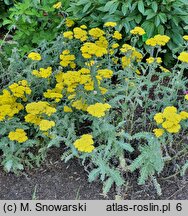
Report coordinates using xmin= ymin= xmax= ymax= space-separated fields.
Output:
xmin=39 ymin=119 xmax=55 ymax=131
xmin=63 ymin=70 xmax=86 ymax=92
xmin=0 ymin=89 xmax=24 ymax=121
xmin=8 ymin=129 xmax=28 ymax=143
xmin=65 ymin=18 xmax=74 ymax=27
xmin=9 ymin=80 xmax=31 ymax=100
xmin=122 ymin=56 xmax=131 ymax=68
xmin=54 ymin=67 xmax=112 ymax=96
xmin=25 ymin=101 xmax=56 ymax=131
xmin=159 ymin=66 xmax=170 ymax=73
xmin=130 ymin=27 xmax=145 ymax=36
xmin=89 ymin=28 xmax=105 ymax=39
xmin=63 ymin=26 xmax=114 ymax=59
xmin=60 ymin=50 xmax=76 ymax=68
xmin=43 ymin=89 xmax=62 ymax=102
xmin=25 ymin=101 xmax=56 ymax=116
xmin=64 ymin=105 xmax=73 ymax=112
xmin=146 ymin=57 xmax=162 ymax=64
xmin=153 ymin=128 xmax=164 ymax=138
xmin=185 ymin=94 xmax=188 ymax=100
xmin=113 ymin=31 xmax=122 ymax=40
xmin=120 ymin=44 xmax=143 ymax=68
xmin=120 ymin=44 xmax=135 ymax=52
xmin=42 ymin=70 xmax=66 ymax=102
xmin=0 ymin=80 xmax=29 ymax=120
xmin=183 ymin=35 xmax=188 ymax=41
xmin=73 ymin=134 xmax=94 ymax=153
xmin=72 ymin=99 xmax=88 ymax=111
xmin=87 ymin=103 xmax=111 ymax=118
xmin=153 ymin=106 xmax=188 ymax=137
xmin=146 ymin=35 xmax=170 ymax=46
xmin=97 ymin=69 xmax=113 ymax=79
xmin=95 ymin=36 xmax=109 ymax=49
xmin=63 ymin=31 xmax=73 ymax=40
xmin=81 ymin=42 xmax=107 ymax=59
xmin=112 ymin=43 xmax=119 ymax=49
xmin=32 ymin=67 xmax=52 ymax=78
xmin=73 ymin=27 xmax=88 ymax=42
xmin=104 ymin=22 xmax=117 ymax=27
xmin=28 ymin=52 xmax=41 ymax=61
xmin=53 ymin=2 xmax=62 ymax=9
xmin=80 ymin=25 xmax=87 ymax=29
xmin=178 ymin=52 xmax=188 ymax=63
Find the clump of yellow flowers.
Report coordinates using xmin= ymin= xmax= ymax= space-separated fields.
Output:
xmin=80 ymin=42 xmax=108 ymax=58
xmin=87 ymin=103 xmax=111 ymax=118
xmin=146 ymin=57 xmax=162 ymax=64
xmin=28 ymin=52 xmax=41 ymax=61
xmin=65 ymin=18 xmax=74 ymax=28
xmin=9 ymin=80 xmax=31 ymax=100
xmin=146 ymin=35 xmax=170 ymax=46
xmin=60 ymin=50 xmax=76 ymax=68
xmin=25 ymin=101 xmax=56 ymax=131
xmin=0 ymin=80 xmax=32 ymax=121
xmin=104 ymin=22 xmax=117 ymax=27
xmin=178 ymin=52 xmax=188 ymax=63
xmin=153 ymin=106 xmax=188 ymax=137
xmin=130 ymin=26 xmax=146 ymax=36
xmin=32 ymin=67 xmax=52 ymax=78
xmin=73 ymin=134 xmax=94 ymax=153
xmin=8 ymin=129 xmax=28 ymax=143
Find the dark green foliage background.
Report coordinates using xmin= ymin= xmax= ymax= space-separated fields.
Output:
xmin=67 ymin=0 xmax=188 ymax=50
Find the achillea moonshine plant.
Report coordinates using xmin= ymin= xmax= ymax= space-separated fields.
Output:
xmin=0 ymin=22 xmax=187 ymax=195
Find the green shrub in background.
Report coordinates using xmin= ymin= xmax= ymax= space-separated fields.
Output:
xmin=1 ymin=0 xmax=70 ymax=55
xmin=67 ymin=0 xmax=188 ymax=51
xmin=0 ymin=0 xmax=17 ymax=28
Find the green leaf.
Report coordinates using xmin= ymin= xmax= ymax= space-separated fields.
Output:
xmin=151 ymin=2 xmax=158 ymax=13
xmin=130 ymin=140 xmax=164 ymax=185
xmin=103 ymin=177 xmax=114 ymax=194
xmin=4 ymin=0 xmax=12 ymax=5
xmin=4 ymin=160 xmax=13 ymax=172
xmin=155 ymin=15 xmax=160 ymax=27
xmin=141 ymin=21 xmax=155 ymax=37
xmin=181 ymin=161 xmax=188 ymax=176
xmin=109 ymin=2 xmax=119 ymax=15
xmin=3 ymin=19 xmax=12 ymax=26
xmin=88 ymin=168 xmax=101 ymax=182
xmin=157 ymin=25 xmax=165 ymax=34
xmin=117 ymin=141 xmax=134 ymax=152
xmin=76 ymin=0 xmax=89 ymax=6
xmin=109 ymin=169 xmax=124 ymax=186
xmin=83 ymin=2 xmax=92 ymax=13
xmin=152 ymin=176 xmax=162 ymax=196
xmin=0 ymin=127 xmax=7 ymax=135
xmin=146 ymin=11 xmax=156 ymax=20
xmin=142 ymin=33 xmax=148 ymax=42
xmin=135 ymin=14 xmax=142 ymax=24
xmin=103 ymin=0 xmax=116 ymax=12
xmin=158 ymin=13 xmax=167 ymax=24
xmin=47 ymin=136 xmax=63 ymax=148
xmin=122 ymin=4 xmax=128 ymax=15
xmin=138 ymin=0 xmax=145 ymax=14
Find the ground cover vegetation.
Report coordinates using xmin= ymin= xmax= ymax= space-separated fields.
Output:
xmin=0 ymin=1 xmax=188 ymax=196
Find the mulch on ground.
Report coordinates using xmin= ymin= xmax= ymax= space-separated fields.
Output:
xmin=0 ymin=148 xmax=188 ymax=200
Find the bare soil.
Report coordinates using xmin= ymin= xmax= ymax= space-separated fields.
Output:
xmin=0 ymin=148 xmax=188 ymax=200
